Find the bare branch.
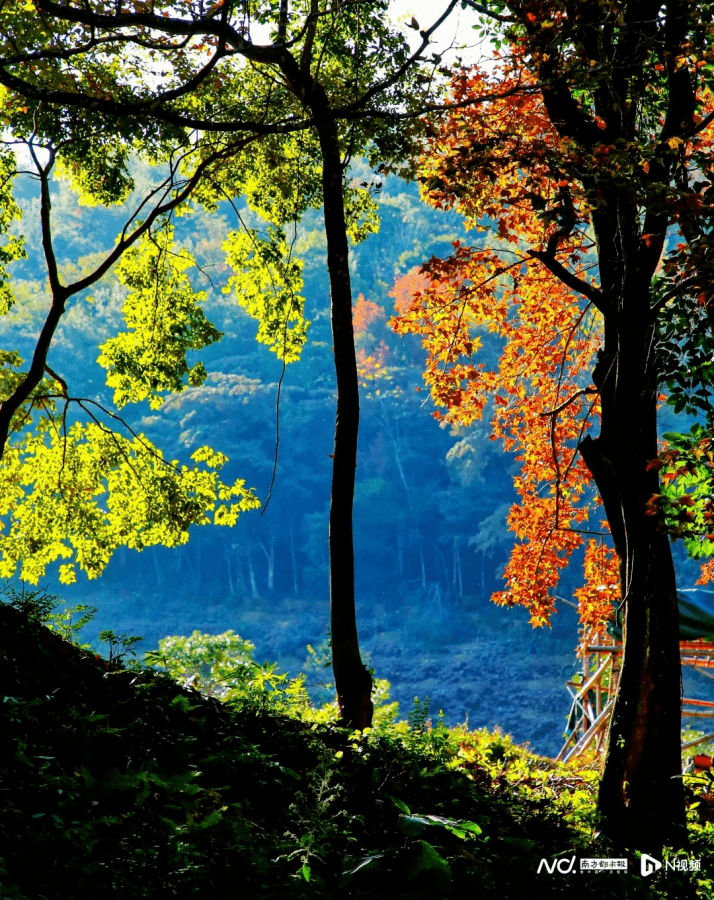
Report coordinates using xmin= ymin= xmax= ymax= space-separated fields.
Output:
xmin=340 ymin=0 xmax=460 ymax=112
xmin=459 ymin=0 xmax=516 ymax=22
xmin=541 ymin=386 xmax=599 ymax=418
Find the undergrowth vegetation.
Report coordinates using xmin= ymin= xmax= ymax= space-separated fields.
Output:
xmin=1 ymin=591 xmax=713 ymax=899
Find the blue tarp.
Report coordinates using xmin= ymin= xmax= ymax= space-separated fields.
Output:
xmin=677 ymin=589 xmax=714 ymax=641
xmin=606 ymin=589 xmax=714 ymax=641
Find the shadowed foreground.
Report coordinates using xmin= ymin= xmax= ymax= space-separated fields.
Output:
xmin=0 ymin=601 xmax=710 ymax=899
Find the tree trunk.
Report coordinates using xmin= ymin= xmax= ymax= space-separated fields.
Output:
xmin=224 ymin=538 xmax=235 ymax=597
xmin=453 ymin=537 xmax=463 ymax=600
xmin=290 ymin=525 xmax=299 ymax=598
xmin=317 ymin=116 xmax=372 ymax=730
xmin=247 ymin=554 xmax=259 ymax=600
xmin=255 ymin=532 xmax=275 ymax=592
xmin=579 ymin=284 xmax=684 ymax=848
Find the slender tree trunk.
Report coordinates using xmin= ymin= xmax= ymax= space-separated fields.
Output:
xmin=152 ymin=550 xmax=162 ymax=588
xmin=247 ymin=555 xmax=259 ymax=601
xmin=255 ymin=532 xmax=275 ymax=592
xmin=223 ymin=537 xmax=235 ymax=597
xmin=195 ymin=536 xmax=202 ymax=588
xmin=580 ymin=280 xmax=684 ymax=849
xmin=316 ymin=116 xmax=372 ymax=730
xmin=453 ymin=537 xmax=463 ymax=600
xmin=388 ymin=415 xmax=426 ymax=591
xmin=290 ymin=526 xmax=299 ymax=598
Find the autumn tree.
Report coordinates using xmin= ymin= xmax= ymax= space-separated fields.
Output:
xmin=393 ymin=0 xmax=714 ymax=848
xmin=0 ymin=0 xmax=464 ymax=729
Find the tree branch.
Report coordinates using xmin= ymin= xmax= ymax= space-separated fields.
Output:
xmin=650 ymin=276 xmax=699 ymax=316
xmin=460 ymin=0 xmax=516 ymax=22
xmin=0 ymin=132 xmax=255 ymax=460
xmin=0 ymin=63 xmax=317 ymax=134
xmin=540 ymin=386 xmax=599 ymax=417
xmin=300 ymin=0 xmax=319 ymax=78
xmin=67 ymin=136 xmax=256 ymax=297
xmin=35 ymin=0 xmax=264 ymax=60
xmin=341 ymin=0 xmax=460 ymax=112
xmin=528 ymin=247 xmax=611 ymax=314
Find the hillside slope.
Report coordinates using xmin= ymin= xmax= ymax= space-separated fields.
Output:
xmin=0 ymin=601 xmax=705 ymax=899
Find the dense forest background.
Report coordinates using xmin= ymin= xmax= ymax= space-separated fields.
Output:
xmin=4 ymin=157 xmax=709 ymax=756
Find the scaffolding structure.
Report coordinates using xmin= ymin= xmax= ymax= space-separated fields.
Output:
xmin=558 ymin=626 xmax=714 ymax=763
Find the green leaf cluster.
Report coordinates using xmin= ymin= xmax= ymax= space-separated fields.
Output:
xmin=0 ymin=422 xmax=259 ymax=584
xmin=656 ymin=281 xmax=714 ymax=424
xmin=147 ymin=629 xmax=259 ymax=698
xmin=189 ymin=130 xmax=324 ymax=225
xmin=55 ymin=142 xmax=136 ymax=209
xmin=98 ymin=222 xmax=222 ymax=409
xmin=223 ymin=224 xmax=307 ymax=362
xmin=658 ymin=426 xmax=714 ymax=558
xmin=0 ymin=147 xmax=26 ymax=315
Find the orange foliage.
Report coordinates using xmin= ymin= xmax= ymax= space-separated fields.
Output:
xmin=353 ymin=293 xmax=384 ymax=335
xmin=698 ymin=560 xmax=714 ymax=585
xmin=574 ymin=541 xmax=621 ymax=629
xmin=388 ymin=268 xmax=431 ymax=315
xmin=356 ymin=341 xmax=390 ymax=386
xmin=352 ymin=293 xmax=392 ymax=386
xmin=392 ymin=53 xmax=605 ymax=627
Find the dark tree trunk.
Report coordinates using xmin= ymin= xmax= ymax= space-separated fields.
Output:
xmin=316 ymin=117 xmax=372 ymax=730
xmin=579 ymin=271 xmax=684 ymax=848
xmin=274 ymin=51 xmax=372 ymax=729
xmin=582 ymin=433 xmax=683 ymax=848
xmin=525 ymin=0 xmax=695 ymax=845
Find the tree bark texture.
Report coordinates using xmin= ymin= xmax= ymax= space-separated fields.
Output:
xmin=579 ymin=217 xmax=684 ymax=848
xmin=316 ymin=116 xmax=373 ymax=731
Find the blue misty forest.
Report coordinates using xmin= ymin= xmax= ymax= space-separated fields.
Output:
xmin=9 ymin=165 xmax=551 ymax=743
xmin=6 ymin=162 xmax=711 ymax=757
